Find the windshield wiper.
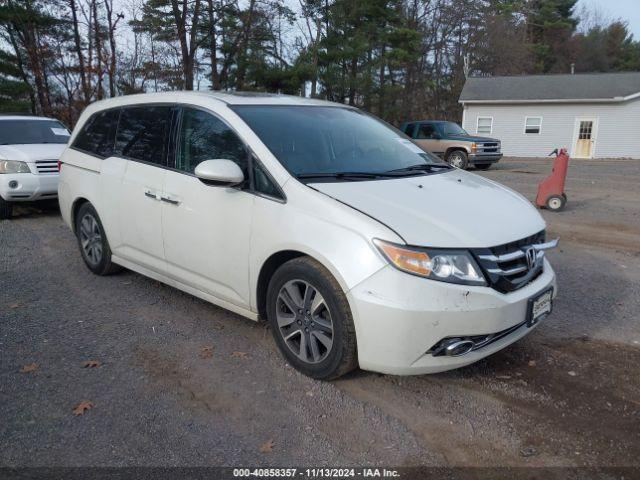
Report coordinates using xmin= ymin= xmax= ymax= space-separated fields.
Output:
xmin=297 ymin=171 xmax=391 ymax=180
xmin=387 ymin=163 xmax=451 ymax=174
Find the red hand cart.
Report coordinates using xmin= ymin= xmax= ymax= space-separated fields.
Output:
xmin=536 ymin=148 xmax=569 ymax=211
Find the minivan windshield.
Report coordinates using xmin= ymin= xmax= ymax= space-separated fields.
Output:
xmin=441 ymin=122 xmax=468 ymax=136
xmin=232 ymin=106 xmax=447 ymax=179
xmin=0 ymin=119 xmax=70 ymax=145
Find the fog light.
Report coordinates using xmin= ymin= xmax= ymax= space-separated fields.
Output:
xmin=8 ymin=180 xmax=18 ymax=189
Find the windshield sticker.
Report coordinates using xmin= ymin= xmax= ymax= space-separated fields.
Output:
xmin=51 ymin=128 xmax=70 ymax=136
xmin=395 ymin=138 xmax=426 ymax=154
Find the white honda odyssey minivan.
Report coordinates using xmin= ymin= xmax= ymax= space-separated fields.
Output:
xmin=58 ymin=92 xmax=557 ymax=379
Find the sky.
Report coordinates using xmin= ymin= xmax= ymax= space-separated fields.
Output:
xmin=576 ymin=0 xmax=640 ymax=38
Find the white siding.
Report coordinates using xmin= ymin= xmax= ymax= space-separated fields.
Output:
xmin=461 ymin=99 xmax=640 ymax=158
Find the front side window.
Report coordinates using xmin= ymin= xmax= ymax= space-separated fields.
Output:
xmin=232 ymin=106 xmax=445 ymax=178
xmin=177 ymin=108 xmax=247 ymax=176
xmin=73 ymin=110 xmax=119 ymax=157
xmin=252 ymin=159 xmax=281 ymax=198
xmin=441 ymin=122 xmax=468 ymax=136
xmin=115 ymin=106 xmax=172 ymax=165
xmin=476 ymin=117 xmax=492 ymax=135
xmin=416 ymin=124 xmax=438 ymax=139
xmin=525 ymin=117 xmax=542 ymax=134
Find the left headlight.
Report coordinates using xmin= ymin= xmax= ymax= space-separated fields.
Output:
xmin=373 ymin=239 xmax=486 ymax=286
xmin=0 ymin=160 xmax=31 ymax=174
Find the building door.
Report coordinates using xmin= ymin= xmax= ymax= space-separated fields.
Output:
xmin=573 ymin=118 xmax=597 ymax=158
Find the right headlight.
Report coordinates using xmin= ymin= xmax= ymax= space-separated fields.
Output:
xmin=0 ymin=160 xmax=31 ymax=174
xmin=373 ymin=239 xmax=486 ymax=286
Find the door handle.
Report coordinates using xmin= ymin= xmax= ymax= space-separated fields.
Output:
xmin=144 ymin=190 xmax=158 ymax=200
xmin=160 ymin=196 xmax=180 ymax=205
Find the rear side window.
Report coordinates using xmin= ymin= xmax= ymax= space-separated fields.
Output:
xmin=73 ymin=109 xmax=119 ymax=157
xmin=115 ymin=106 xmax=172 ymax=165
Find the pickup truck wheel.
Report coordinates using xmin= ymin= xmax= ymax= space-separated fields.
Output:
xmin=475 ymin=163 xmax=492 ymax=170
xmin=75 ymin=203 xmax=121 ymax=275
xmin=267 ymin=257 xmax=358 ymax=380
xmin=0 ymin=196 xmax=13 ymax=220
xmin=446 ymin=150 xmax=469 ymax=169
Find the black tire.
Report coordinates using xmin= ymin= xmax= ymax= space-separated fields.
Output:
xmin=0 ymin=196 xmax=13 ymax=220
xmin=75 ymin=202 xmax=121 ymax=275
xmin=266 ymin=257 xmax=357 ymax=380
xmin=475 ymin=163 xmax=492 ymax=170
xmin=546 ymin=194 xmax=566 ymax=211
xmin=446 ymin=150 xmax=469 ymax=169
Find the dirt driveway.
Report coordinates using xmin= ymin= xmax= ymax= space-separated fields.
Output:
xmin=1 ymin=158 xmax=639 ymax=470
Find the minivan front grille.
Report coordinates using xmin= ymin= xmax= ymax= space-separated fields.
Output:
xmin=472 ymin=231 xmax=554 ymax=293
xmin=35 ymin=159 xmax=59 ymax=174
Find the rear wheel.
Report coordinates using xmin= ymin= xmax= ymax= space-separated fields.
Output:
xmin=0 ymin=196 xmax=13 ymax=220
xmin=75 ymin=203 xmax=120 ymax=275
xmin=446 ymin=150 xmax=469 ymax=169
xmin=546 ymin=195 xmax=566 ymax=211
xmin=475 ymin=163 xmax=492 ymax=170
xmin=266 ymin=257 xmax=357 ymax=380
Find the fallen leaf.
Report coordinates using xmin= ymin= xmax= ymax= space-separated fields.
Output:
xmin=528 ymin=360 xmax=536 ymax=367
xmin=9 ymin=302 xmax=22 ymax=309
xmin=200 ymin=346 xmax=214 ymax=359
xmin=20 ymin=363 xmax=38 ymax=374
xmin=73 ymin=400 xmax=94 ymax=416
xmin=83 ymin=360 xmax=102 ymax=368
xmin=568 ymin=371 xmax=577 ymax=377
xmin=520 ymin=446 xmax=538 ymax=457
xmin=231 ymin=351 xmax=248 ymax=359
xmin=496 ymin=375 xmax=511 ymax=380
xmin=259 ymin=439 xmax=275 ymax=453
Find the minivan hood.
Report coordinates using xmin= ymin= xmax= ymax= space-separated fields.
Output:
xmin=310 ymin=170 xmax=545 ymax=248
xmin=0 ymin=144 xmax=67 ymax=162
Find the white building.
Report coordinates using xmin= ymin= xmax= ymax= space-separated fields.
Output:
xmin=459 ymin=72 xmax=640 ymax=159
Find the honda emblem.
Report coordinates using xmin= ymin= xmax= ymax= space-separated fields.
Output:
xmin=525 ymin=247 xmax=536 ymax=270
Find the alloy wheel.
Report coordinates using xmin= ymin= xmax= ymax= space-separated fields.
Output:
xmin=79 ymin=213 xmax=103 ymax=266
xmin=449 ymin=153 xmax=464 ymax=168
xmin=276 ymin=279 xmax=334 ymax=364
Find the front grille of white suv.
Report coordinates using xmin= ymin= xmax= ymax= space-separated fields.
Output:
xmin=472 ymin=230 xmax=550 ymax=293
xmin=34 ymin=159 xmax=59 ymax=174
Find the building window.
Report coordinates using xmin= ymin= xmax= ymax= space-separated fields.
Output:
xmin=525 ymin=117 xmax=542 ymax=134
xmin=476 ymin=117 xmax=492 ymax=135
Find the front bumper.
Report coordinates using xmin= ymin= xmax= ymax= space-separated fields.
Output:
xmin=0 ymin=173 xmax=59 ymax=201
xmin=469 ymin=153 xmax=503 ymax=164
xmin=347 ymin=258 xmax=556 ymax=375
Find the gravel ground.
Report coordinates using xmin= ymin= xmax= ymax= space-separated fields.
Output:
xmin=1 ymin=158 xmax=639 ymax=468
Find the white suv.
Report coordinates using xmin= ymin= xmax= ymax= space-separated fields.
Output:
xmin=0 ymin=115 xmax=70 ymax=219
xmin=59 ymin=92 xmax=557 ymax=379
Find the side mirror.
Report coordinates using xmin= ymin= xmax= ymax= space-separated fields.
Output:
xmin=194 ymin=159 xmax=244 ymax=186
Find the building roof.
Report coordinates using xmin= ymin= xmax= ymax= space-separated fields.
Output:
xmin=459 ymin=72 xmax=640 ymax=104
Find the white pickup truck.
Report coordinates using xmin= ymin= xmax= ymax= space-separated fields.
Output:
xmin=0 ymin=115 xmax=70 ymax=219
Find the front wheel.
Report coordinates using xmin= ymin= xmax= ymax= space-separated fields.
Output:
xmin=446 ymin=150 xmax=469 ymax=169
xmin=0 ymin=196 xmax=13 ymax=220
xmin=266 ymin=257 xmax=357 ymax=380
xmin=75 ymin=203 xmax=121 ymax=275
